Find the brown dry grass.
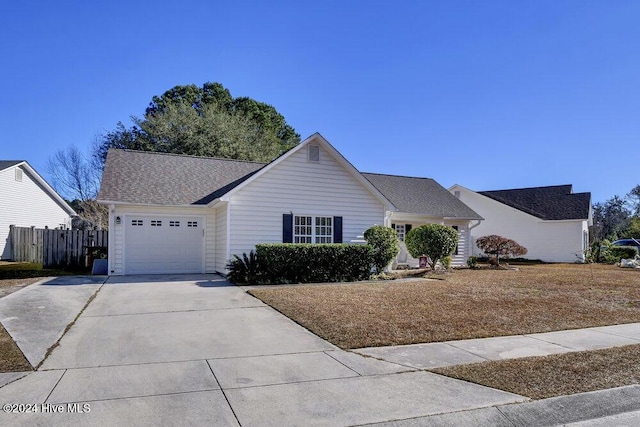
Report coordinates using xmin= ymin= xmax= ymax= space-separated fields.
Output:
xmin=433 ymin=344 xmax=640 ymax=399
xmin=250 ymin=264 xmax=640 ymax=349
xmin=0 ymin=322 xmax=32 ymax=372
xmin=0 ymin=278 xmax=41 ymax=299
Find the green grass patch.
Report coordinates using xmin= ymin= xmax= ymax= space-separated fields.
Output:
xmin=0 ymin=262 xmax=80 ymax=280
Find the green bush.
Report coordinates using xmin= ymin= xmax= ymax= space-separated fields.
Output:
xmin=466 ymin=255 xmax=478 ymax=268
xmin=605 ymin=246 xmax=639 ymax=264
xmin=226 ymin=251 xmax=262 ymax=284
xmin=364 ymin=225 xmax=400 ymax=274
xmin=442 ymin=256 xmax=452 ymax=269
xmin=405 ymin=224 xmax=458 ymax=270
xmin=253 ymin=243 xmax=375 ymax=284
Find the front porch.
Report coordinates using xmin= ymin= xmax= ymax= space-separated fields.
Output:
xmin=387 ymin=214 xmax=476 ymax=268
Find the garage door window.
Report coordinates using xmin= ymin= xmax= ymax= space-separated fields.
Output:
xmin=151 ymin=220 xmax=162 ymax=227
xmin=131 ymin=220 xmax=143 ymax=226
xmin=187 ymin=221 xmax=198 ymax=227
xmin=170 ymin=221 xmax=180 ymax=227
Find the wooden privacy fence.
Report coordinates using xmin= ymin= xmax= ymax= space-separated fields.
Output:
xmin=10 ymin=226 xmax=108 ymax=269
xmin=9 ymin=226 xmax=43 ymax=264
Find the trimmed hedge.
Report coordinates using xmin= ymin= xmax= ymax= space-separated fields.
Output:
xmin=255 ymin=243 xmax=374 ymax=284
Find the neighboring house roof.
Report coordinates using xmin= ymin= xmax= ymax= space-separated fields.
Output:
xmin=0 ymin=160 xmax=23 ymax=171
xmin=0 ymin=160 xmax=76 ymax=216
xmin=362 ymin=173 xmax=483 ymax=219
xmin=478 ymin=185 xmax=591 ymax=221
xmin=98 ymin=150 xmax=266 ymax=205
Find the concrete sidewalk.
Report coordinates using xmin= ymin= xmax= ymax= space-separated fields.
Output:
xmin=354 ymin=323 xmax=640 ymax=369
xmin=1 ymin=275 xmax=640 ymax=426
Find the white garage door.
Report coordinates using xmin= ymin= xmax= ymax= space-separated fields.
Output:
xmin=124 ymin=215 xmax=204 ymax=274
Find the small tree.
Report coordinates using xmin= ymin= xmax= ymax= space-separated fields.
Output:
xmin=405 ymin=224 xmax=458 ymax=271
xmin=476 ymin=235 xmax=527 ymax=266
xmin=364 ymin=225 xmax=400 ymax=273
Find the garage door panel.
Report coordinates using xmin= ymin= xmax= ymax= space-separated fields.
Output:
xmin=124 ymin=215 xmax=204 ymax=274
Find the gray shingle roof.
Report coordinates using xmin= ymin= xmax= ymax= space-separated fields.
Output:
xmin=98 ymin=150 xmax=266 ymax=205
xmin=0 ymin=160 xmax=23 ymax=171
xmin=362 ymin=173 xmax=483 ymax=219
xmin=479 ymin=185 xmax=591 ymax=220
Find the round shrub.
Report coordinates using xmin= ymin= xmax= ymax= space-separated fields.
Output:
xmin=405 ymin=224 xmax=458 ymax=270
xmin=364 ymin=225 xmax=400 ymax=273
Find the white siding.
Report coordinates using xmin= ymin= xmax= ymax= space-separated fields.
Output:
xmin=108 ymin=205 xmax=215 ymax=275
xmin=445 ymin=220 xmax=472 ymax=266
xmin=227 ymin=144 xmax=386 ymax=258
xmin=214 ymin=203 xmax=228 ymax=273
xmin=0 ymin=165 xmax=72 ymax=259
xmin=452 ymin=186 xmax=588 ymax=263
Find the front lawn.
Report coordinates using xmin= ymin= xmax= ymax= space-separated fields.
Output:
xmin=249 ymin=264 xmax=640 ymax=349
xmin=250 ymin=264 xmax=640 ymax=399
xmin=433 ymin=344 xmax=640 ymax=400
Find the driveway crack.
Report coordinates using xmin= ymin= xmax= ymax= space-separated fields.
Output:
xmin=35 ymin=281 xmax=106 ymax=370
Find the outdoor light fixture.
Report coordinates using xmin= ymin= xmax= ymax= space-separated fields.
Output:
xmin=116 ymin=216 xmax=122 ymax=225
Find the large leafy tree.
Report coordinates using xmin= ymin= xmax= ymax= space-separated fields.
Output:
xmin=95 ymin=82 xmax=299 ymax=166
xmin=50 ymin=82 xmax=300 ymax=230
xmin=592 ymin=195 xmax=631 ymax=241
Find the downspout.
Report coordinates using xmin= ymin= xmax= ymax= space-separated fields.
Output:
xmin=225 ymin=202 xmax=231 ymax=275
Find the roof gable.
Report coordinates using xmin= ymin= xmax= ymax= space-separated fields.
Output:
xmin=363 ymin=173 xmax=482 ymax=219
xmin=218 ymin=133 xmax=395 ymax=209
xmin=98 ymin=150 xmax=266 ymax=205
xmin=1 ymin=160 xmax=76 ymax=216
xmin=478 ymin=185 xmax=591 ymax=220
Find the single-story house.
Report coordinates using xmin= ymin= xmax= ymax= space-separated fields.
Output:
xmin=449 ymin=184 xmax=592 ymax=263
xmin=97 ymin=133 xmax=482 ymax=275
xmin=0 ymin=161 xmax=76 ymax=260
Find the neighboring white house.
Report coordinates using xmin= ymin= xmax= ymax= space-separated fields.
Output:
xmin=449 ymin=184 xmax=592 ymax=263
xmin=0 ymin=161 xmax=76 ymax=260
xmin=97 ymin=133 xmax=482 ymax=275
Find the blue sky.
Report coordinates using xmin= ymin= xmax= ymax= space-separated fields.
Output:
xmin=1 ymin=0 xmax=638 ymax=204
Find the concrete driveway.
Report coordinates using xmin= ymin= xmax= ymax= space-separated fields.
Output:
xmin=0 ymin=274 xmax=529 ymax=426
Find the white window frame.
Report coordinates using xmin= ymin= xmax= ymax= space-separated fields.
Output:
xmin=294 ymin=215 xmax=333 ymax=244
xmin=393 ymin=223 xmax=406 ymax=241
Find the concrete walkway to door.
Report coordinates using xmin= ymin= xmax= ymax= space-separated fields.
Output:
xmin=1 ymin=274 xmax=639 ymax=426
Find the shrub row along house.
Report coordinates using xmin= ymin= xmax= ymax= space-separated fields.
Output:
xmin=97 ymin=133 xmax=592 ymax=275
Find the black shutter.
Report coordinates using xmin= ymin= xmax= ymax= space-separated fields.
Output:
xmin=283 ymin=214 xmax=293 ymax=243
xmin=333 ymin=216 xmax=343 ymax=243
xmin=391 ymin=223 xmax=396 ymax=231
xmin=452 ymin=225 xmax=459 ymax=255
xmin=405 ymin=224 xmax=412 ymax=233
